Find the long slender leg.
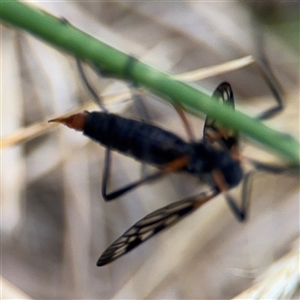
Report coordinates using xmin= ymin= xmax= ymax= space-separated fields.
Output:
xmin=228 ymin=157 xmax=298 ymax=222
xmin=124 ymin=63 xmax=199 ymax=176
xmin=97 ymin=188 xmax=218 ymax=266
xmin=252 ymin=11 xmax=284 ymax=121
xmin=246 ymin=158 xmax=298 ymax=174
xmin=132 ymin=89 xmax=152 ymax=123
xmin=102 ymin=155 xmax=190 ymax=201
xmin=174 ymin=105 xmax=196 ymax=142
xmin=76 ymin=57 xmax=115 ymax=201
xmin=77 ymin=56 xmax=182 ymax=203
xmin=254 ymin=60 xmax=284 ymax=120
xmin=125 ymin=55 xmax=197 ymax=143
xmin=225 ymin=171 xmax=255 ymax=222
xmin=77 ymin=56 xmax=164 ymax=201
xmin=128 ymin=87 xmax=153 ymax=177
xmin=123 ymin=56 xmax=153 ymax=177
xmin=133 ymin=91 xmax=152 ymax=178
xmin=211 ymin=167 xmax=251 ymax=222
xmin=123 ymin=56 xmax=197 ymax=178
xmin=123 ymin=55 xmax=143 ymax=114
xmin=223 ymin=156 xmax=296 ymax=223
xmin=76 ymin=57 xmax=109 ymax=113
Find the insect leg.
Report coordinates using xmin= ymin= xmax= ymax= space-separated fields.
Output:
xmin=76 ymin=58 xmax=118 ymax=203
xmin=76 ymin=57 xmax=109 ymax=113
xmin=174 ymin=105 xmax=196 ymax=142
xmin=132 ymin=90 xmax=153 ymax=178
xmin=253 ymin=59 xmax=284 ymax=120
xmin=124 ymin=55 xmax=196 ymax=143
xmin=76 ymin=57 xmax=144 ymax=202
xmin=123 ymin=55 xmax=151 ymax=123
xmin=97 ymin=189 xmax=218 ymax=266
xmin=246 ymin=158 xmax=298 ymax=174
xmin=224 ymin=171 xmax=255 ymax=222
xmin=102 ymin=155 xmax=190 ymax=201
xmin=252 ymin=14 xmax=284 ymax=121
xmin=124 ymin=56 xmax=153 ymax=177
xmin=227 ymin=158 xmax=298 ymax=222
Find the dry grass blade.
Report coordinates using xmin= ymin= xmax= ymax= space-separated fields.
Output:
xmin=1 ymin=103 xmax=94 ymax=149
xmin=1 ymin=276 xmax=32 ymax=300
xmin=1 ymin=91 xmax=131 ymax=149
xmin=232 ymin=239 xmax=300 ymax=300
xmin=174 ymin=55 xmax=255 ymax=82
xmin=2 ymin=118 xmax=68 ymax=149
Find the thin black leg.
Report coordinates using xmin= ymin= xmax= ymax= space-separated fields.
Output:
xmin=76 ymin=57 xmax=109 ymax=113
xmin=77 ymin=56 xmax=165 ymax=198
xmin=227 ymin=158 xmax=298 ymax=222
xmin=252 ymin=10 xmax=284 ymax=121
xmin=255 ymin=59 xmax=284 ymax=120
xmin=247 ymin=158 xmax=297 ymax=174
xmin=225 ymin=171 xmax=255 ymax=222
xmin=101 ymin=155 xmax=190 ymax=201
xmin=131 ymin=90 xmax=153 ymax=178
xmin=124 ymin=55 xmax=153 ymax=177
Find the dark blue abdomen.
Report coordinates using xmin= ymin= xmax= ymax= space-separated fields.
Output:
xmin=83 ymin=112 xmax=243 ymax=189
xmin=83 ymin=112 xmax=192 ymax=166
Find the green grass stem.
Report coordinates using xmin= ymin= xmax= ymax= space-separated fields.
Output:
xmin=1 ymin=1 xmax=299 ymax=165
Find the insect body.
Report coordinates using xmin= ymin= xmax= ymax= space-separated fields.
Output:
xmin=50 ymin=82 xmax=247 ymax=266
xmin=53 ymin=109 xmax=242 ymax=189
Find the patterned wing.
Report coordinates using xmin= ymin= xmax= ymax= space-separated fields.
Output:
xmin=203 ymin=82 xmax=238 ymax=150
xmin=97 ymin=189 xmax=218 ymax=266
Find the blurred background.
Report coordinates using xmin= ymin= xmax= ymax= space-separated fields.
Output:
xmin=1 ymin=1 xmax=299 ymax=299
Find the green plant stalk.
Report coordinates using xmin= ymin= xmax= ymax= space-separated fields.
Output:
xmin=1 ymin=1 xmax=299 ymax=165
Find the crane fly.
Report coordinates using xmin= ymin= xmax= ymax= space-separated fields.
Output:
xmin=49 ymin=57 xmax=286 ymax=266
xmin=49 ymin=82 xmax=247 ymax=265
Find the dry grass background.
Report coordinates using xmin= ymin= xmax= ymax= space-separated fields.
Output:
xmin=1 ymin=2 xmax=299 ymax=299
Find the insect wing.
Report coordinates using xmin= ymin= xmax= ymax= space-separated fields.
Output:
xmin=204 ymin=82 xmax=237 ymax=150
xmin=97 ymin=190 xmax=217 ymax=266
xmin=213 ymin=82 xmax=234 ymax=107
xmin=204 ymin=82 xmax=234 ymax=129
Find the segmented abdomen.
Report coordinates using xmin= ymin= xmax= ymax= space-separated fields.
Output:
xmin=83 ymin=112 xmax=192 ymax=166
